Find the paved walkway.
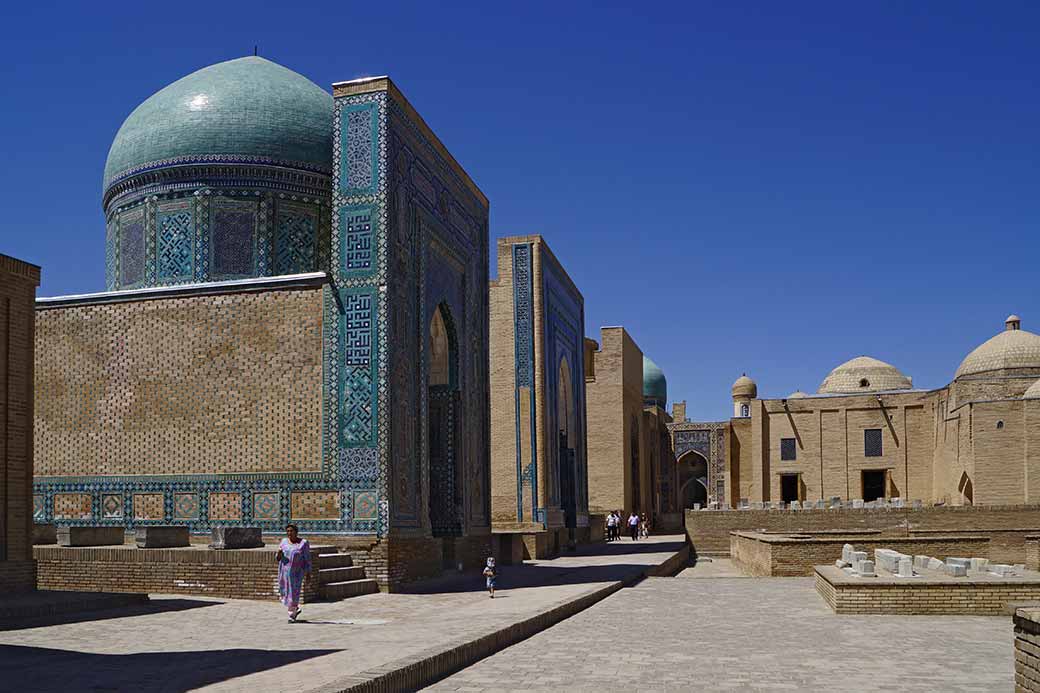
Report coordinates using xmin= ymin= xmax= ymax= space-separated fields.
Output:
xmin=427 ymin=564 xmax=1013 ymax=691
xmin=0 ymin=535 xmax=684 ymax=692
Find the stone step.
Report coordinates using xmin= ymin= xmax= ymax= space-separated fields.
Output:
xmin=317 ymin=552 xmax=354 ymax=569
xmin=318 ymin=566 xmax=366 ymax=584
xmin=309 ymin=544 xmax=340 ymax=556
xmin=322 ymin=578 xmax=380 ymax=600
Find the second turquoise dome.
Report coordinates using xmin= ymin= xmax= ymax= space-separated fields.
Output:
xmin=643 ymin=356 xmax=667 ymax=407
xmin=103 ymin=56 xmax=333 ymax=194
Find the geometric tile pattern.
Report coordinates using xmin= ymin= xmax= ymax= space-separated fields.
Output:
xmin=34 ymin=288 xmax=323 ymax=477
xmin=340 ymin=291 xmax=377 ymax=447
xmin=340 ymin=104 xmax=377 ymax=196
xmin=120 ymin=209 xmax=146 ymax=287
xmin=353 ymin=490 xmax=377 ymax=520
xmin=511 ymin=243 xmax=536 ymax=520
xmin=173 ymin=492 xmax=199 ymax=520
xmin=208 ymin=492 xmax=243 ymax=520
xmin=156 ymin=201 xmax=194 ymax=281
xmin=133 ymin=493 xmax=165 ymax=521
xmin=274 ymin=204 xmax=317 ymax=275
xmin=340 ymin=206 xmax=374 ymax=276
xmin=101 ymin=494 xmax=123 ymax=519
xmin=290 ymin=491 xmax=339 ymax=520
xmin=33 ymin=494 xmax=46 ymax=521
xmin=253 ymin=492 xmax=280 ymax=520
xmin=53 ymin=493 xmax=92 ymax=520
xmin=210 ymin=201 xmax=256 ymax=278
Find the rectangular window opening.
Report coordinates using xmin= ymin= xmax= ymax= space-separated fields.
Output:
xmin=864 ymin=428 xmax=883 ymax=457
xmin=780 ymin=437 xmax=797 ymax=461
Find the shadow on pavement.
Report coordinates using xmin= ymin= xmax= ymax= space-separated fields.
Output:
xmin=402 ymin=539 xmax=687 ymax=595
xmin=0 ymin=598 xmax=220 ymax=631
xmin=0 ymin=644 xmax=340 ymax=692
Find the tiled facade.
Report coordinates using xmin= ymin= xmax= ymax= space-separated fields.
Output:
xmin=32 ymin=62 xmax=491 ymax=590
xmin=0 ymin=254 xmax=41 ymax=593
xmin=489 ymin=236 xmax=589 ymax=539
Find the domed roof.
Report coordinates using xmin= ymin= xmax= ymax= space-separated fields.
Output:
xmin=643 ymin=356 xmax=667 ymax=405
xmin=103 ymin=57 xmax=333 ymax=193
xmin=731 ymin=374 xmax=757 ymax=399
xmin=817 ymin=356 xmax=912 ymax=394
xmin=1024 ymin=379 xmax=1040 ymax=400
xmin=788 ymin=390 xmax=809 ymax=399
xmin=956 ymin=316 xmax=1040 ymax=379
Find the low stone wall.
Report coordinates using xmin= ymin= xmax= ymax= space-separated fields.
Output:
xmin=1016 ymin=608 xmax=1040 ymax=691
xmin=686 ymin=505 xmax=1040 ymax=561
xmin=0 ymin=560 xmax=36 ymax=593
xmin=816 ymin=566 xmax=1040 ymax=615
xmin=731 ymin=531 xmax=991 ymax=577
xmin=33 ymin=545 xmax=318 ymax=601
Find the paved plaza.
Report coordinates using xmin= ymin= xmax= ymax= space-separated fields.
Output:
xmin=428 ymin=559 xmax=1014 ymax=691
xmin=0 ymin=536 xmax=684 ymax=692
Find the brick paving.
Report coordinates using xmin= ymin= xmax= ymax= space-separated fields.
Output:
xmin=0 ymin=536 xmax=684 ymax=692
xmin=428 ymin=559 xmax=1014 ymax=691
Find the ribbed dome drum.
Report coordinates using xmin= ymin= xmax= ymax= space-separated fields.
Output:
xmin=643 ymin=356 xmax=667 ymax=407
xmin=102 ymin=57 xmax=334 ymax=291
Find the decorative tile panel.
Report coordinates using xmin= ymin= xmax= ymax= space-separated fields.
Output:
xmin=274 ymin=202 xmax=317 ymax=275
xmin=133 ymin=493 xmax=165 ymax=521
xmin=208 ymin=492 xmax=243 ymax=520
xmin=340 ymin=205 xmax=375 ymax=277
xmin=33 ymin=494 xmax=45 ymax=521
xmin=119 ymin=208 xmax=146 ymax=287
xmin=173 ymin=492 xmax=199 ymax=520
xmin=353 ymin=491 xmax=377 ymax=520
xmin=339 ymin=103 xmax=378 ymax=196
xmin=53 ymin=493 xmax=92 ymax=520
xmin=210 ymin=198 xmax=256 ymax=278
xmin=290 ymin=491 xmax=340 ymax=520
xmin=101 ymin=494 xmax=123 ymax=519
xmin=253 ymin=492 xmax=280 ymax=520
xmin=339 ymin=289 xmax=377 ymax=447
xmin=156 ymin=200 xmax=194 ymax=281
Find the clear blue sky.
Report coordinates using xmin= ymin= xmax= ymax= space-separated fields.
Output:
xmin=3 ymin=1 xmax=1038 ymax=421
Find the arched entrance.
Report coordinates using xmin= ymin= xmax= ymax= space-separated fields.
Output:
xmin=428 ymin=304 xmax=460 ymax=542
xmin=557 ymin=357 xmax=577 ymax=529
xmin=677 ymin=450 xmax=709 ymax=509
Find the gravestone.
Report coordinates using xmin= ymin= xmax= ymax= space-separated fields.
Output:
xmin=898 ymin=558 xmax=914 ymax=577
xmin=948 ymin=564 xmax=968 ymax=577
xmin=210 ymin=526 xmax=263 ymax=549
xmin=970 ymin=558 xmax=990 ymax=572
xmin=136 ymin=526 xmax=190 ymax=548
xmin=927 ymin=558 xmax=945 ymax=571
xmin=57 ymin=526 xmax=125 ymax=547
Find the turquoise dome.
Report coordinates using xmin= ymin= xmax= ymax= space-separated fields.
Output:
xmin=643 ymin=356 xmax=667 ymax=406
xmin=103 ymin=56 xmax=333 ymax=193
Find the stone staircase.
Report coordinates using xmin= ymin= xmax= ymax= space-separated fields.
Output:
xmin=311 ymin=544 xmax=380 ymax=600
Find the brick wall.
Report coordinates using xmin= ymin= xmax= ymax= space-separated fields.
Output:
xmin=33 ymin=545 xmax=318 ymax=601
xmin=687 ymin=506 xmax=1040 ymax=559
xmin=732 ymin=531 xmax=990 ymax=577
xmin=1015 ymin=608 xmax=1040 ymax=691
xmin=35 ymin=286 xmax=323 ymax=480
xmin=0 ymin=254 xmax=40 ymax=594
xmin=817 ymin=568 xmax=1040 ymax=615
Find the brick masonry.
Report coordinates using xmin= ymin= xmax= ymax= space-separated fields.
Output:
xmin=0 ymin=254 xmax=41 ymax=593
xmin=816 ymin=566 xmax=1040 ymax=615
xmin=34 ymin=286 xmax=323 ymax=479
xmin=33 ymin=544 xmax=318 ymax=601
xmin=1016 ymin=608 xmax=1040 ymax=691
xmin=732 ymin=531 xmax=990 ymax=577
xmin=687 ymin=505 xmax=1040 ymax=562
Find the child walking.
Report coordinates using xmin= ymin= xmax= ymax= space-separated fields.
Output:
xmin=483 ymin=557 xmax=498 ymax=598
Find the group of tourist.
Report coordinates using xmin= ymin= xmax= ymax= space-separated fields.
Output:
xmin=604 ymin=511 xmax=650 ymax=541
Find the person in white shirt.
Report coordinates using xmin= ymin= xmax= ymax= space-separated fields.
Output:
xmin=628 ymin=512 xmax=640 ymax=540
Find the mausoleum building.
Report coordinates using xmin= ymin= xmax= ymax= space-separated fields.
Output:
xmin=31 ymin=57 xmax=492 ymax=589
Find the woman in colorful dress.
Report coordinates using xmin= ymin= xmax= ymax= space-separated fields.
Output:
xmin=278 ymin=524 xmax=312 ymax=623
